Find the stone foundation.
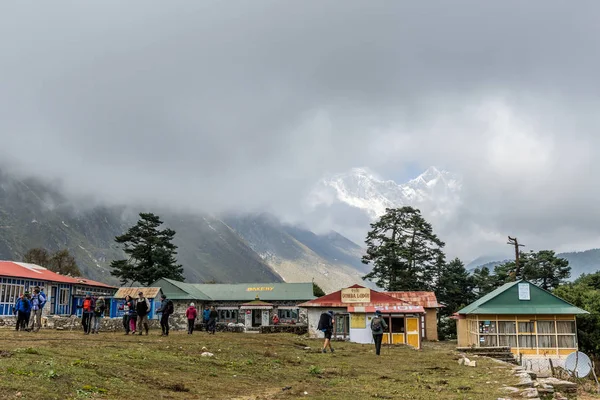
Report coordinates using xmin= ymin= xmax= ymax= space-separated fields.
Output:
xmin=259 ymin=325 xmax=308 ymax=335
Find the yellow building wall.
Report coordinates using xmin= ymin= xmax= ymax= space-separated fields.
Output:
xmin=457 ymin=319 xmax=469 ymax=347
xmin=460 ymin=314 xmax=578 ymax=356
xmin=425 ymin=309 xmax=438 ymax=341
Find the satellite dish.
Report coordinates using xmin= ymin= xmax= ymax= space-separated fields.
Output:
xmin=564 ymin=351 xmax=592 ymax=378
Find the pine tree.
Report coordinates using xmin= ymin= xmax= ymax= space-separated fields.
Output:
xmin=362 ymin=206 xmax=445 ymax=291
xmin=472 ymin=266 xmax=497 ymax=296
xmin=494 ymin=250 xmax=570 ymax=291
xmin=436 ymin=258 xmax=475 ymax=314
xmin=110 ymin=213 xmax=184 ymax=286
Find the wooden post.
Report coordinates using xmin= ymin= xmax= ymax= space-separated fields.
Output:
xmin=549 ymin=358 xmax=555 ymax=377
xmin=507 ymin=236 xmax=525 ymax=280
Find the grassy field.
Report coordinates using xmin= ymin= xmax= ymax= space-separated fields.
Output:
xmin=0 ymin=330 xmax=518 ymax=400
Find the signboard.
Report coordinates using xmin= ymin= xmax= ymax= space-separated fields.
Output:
xmin=246 ymin=286 xmax=274 ymax=292
xmin=341 ymin=287 xmax=371 ymax=303
xmin=350 ymin=313 xmax=366 ymax=329
xmin=518 ymin=283 xmax=530 ymax=301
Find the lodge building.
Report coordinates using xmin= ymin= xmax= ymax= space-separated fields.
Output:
xmin=151 ymin=278 xmax=315 ymax=328
xmin=455 ymin=280 xmax=588 ymax=358
xmin=299 ymin=284 xmax=442 ymax=349
xmin=0 ymin=261 xmax=116 ymax=317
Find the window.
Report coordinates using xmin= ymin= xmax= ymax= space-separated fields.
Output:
xmin=479 ymin=321 xmax=496 ymax=334
xmin=518 ymin=321 xmax=535 ymax=333
xmin=59 ymin=289 xmax=69 ymax=306
xmin=498 ymin=321 xmax=516 ymax=334
xmin=0 ymin=283 xmax=25 ymax=304
xmin=518 ymin=335 xmax=536 ymax=348
xmin=497 ymin=321 xmax=517 ymax=348
xmin=557 ymin=320 xmax=577 ymax=348
xmin=499 ymin=335 xmax=517 ymax=347
xmin=218 ymin=309 xmax=239 ymax=322
xmin=278 ymin=308 xmax=299 ymax=321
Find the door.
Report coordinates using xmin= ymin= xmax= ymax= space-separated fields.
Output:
xmin=252 ymin=310 xmax=261 ymax=327
xmin=406 ymin=317 xmax=420 ymax=349
xmin=261 ymin=310 xmax=270 ymax=326
xmin=334 ymin=314 xmax=349 ymax=339
xmin=244 ymin=310 xmax=252 ymax=328
xmin=50 ymin=286 xmax=57 ymax=315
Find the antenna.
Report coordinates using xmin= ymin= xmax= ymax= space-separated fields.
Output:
xmin=507 ymin=236 xmax=525 ymax=281
xmin=564 ymin=351 xmax=592 ymax=378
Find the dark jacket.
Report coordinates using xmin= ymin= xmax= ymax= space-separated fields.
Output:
xmin=136 ymin=297 xmax=150 ymax=317
xmin=209 ymin=310 xmax=218 ymax=320
xmin=317 ymin=313 xmax=334 ymax=331
xmin=370 ymin=315 xmax=388 ymax=335
xmin=94 ymin=298 xmax=106 ymax=317
xmin=157 ymin=298 xmax=172 ymax=316
xmin=120 ymin=299 xmax=135 ymax=316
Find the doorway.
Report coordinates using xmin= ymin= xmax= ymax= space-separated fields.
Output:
xmin=252 ymin=310 xmax=262 ymax=327
xmin=334 ymin=314 xmax=350 ymax=339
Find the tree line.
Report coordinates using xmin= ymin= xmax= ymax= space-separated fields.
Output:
xmin=360 ymin=206 xmax=572 ymax=339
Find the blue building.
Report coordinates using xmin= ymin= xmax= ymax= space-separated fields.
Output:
xmin=0 ymin=261 xmax=116 ymax=317
xmin=109 ymin=287 xmax=163 ymax=319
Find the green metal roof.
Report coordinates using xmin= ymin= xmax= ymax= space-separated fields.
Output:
xmin=153 ymin=278 xmax=212 ymax=301
xmin=457 ymin=280 xmax=589 ymax=315
xmin=152 ymin=278 xmax=315 ymax=302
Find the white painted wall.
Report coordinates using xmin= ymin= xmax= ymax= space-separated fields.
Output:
xmin=304 ymin=308 xmax=346 ymax=338
xmin=349 ymin=313 xmax=376 ymax=344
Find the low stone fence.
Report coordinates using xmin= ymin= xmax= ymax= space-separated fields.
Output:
xmin=259 ymin=324 xmax=308 ymax=335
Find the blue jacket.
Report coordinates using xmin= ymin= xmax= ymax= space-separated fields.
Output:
xmin=15 ymin=298 xmax=31 ymax=313
xmin=203 ymin=309 xmax=210 ymax=320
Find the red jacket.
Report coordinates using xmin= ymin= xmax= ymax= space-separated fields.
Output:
xmin=186 ymin=306 xmax=198 ymax=320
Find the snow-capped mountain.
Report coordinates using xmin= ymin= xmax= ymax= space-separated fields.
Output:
xmin=308 ymin=166 xmax=462 ymax=220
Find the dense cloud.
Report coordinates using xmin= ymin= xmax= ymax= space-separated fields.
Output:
xmin=1 ymin=1 xmax=600 ymax=260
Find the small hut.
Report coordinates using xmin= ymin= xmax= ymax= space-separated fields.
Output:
xmin=109 ymin=287 xmax=163 ymax=319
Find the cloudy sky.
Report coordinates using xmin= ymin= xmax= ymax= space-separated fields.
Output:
xmin=1 ymin=1 xmax=600 ymax=261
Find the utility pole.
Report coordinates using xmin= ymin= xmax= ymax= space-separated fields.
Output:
xmin=507 ymin=236 xmax=525 ymax=281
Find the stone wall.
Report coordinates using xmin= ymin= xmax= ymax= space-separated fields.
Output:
xmin=259 ymin=325 xmax=308 ymax=335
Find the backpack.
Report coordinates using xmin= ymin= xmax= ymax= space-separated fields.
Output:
xmin=83 ymin=299 xmax=93 ymax=312
xmin=371 ymin=317 xmax=382 ymax=333
xmin=166 ymin=300 xmax=174 ymax=315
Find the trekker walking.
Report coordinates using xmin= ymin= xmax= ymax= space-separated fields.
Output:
xmin=78 ymin=293 xmax=95 ymax=335
xmin=186 ymin=303 xmax=198 ymax=335
xmin=91 ymin=296 xmax=106 ymax=334
xmin=208 ymin=306 xmax=218 ymax=334
xmin=202 ymin=306 xmax=210 ymax=331
xmin=29 ymin=286 xmax=46 ymax=332
xmin=136 ymin=291 xmax=150 ymax=336
xmin=317 ymin=311 xmax=335 ymax=353
xmin=14 ymin=293 xmax=31 ymax=331
xmin=371 ymin=310 xmax=388 ymax=356
xmin=157 ymin=294 xmax=174 ymax=336
xmin=121 ymin=295 xmax=135 ymax=335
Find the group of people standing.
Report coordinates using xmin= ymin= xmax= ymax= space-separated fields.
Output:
xmin=77 ymin=292 xmax=107 ymax=334
xmin=118 ymin=293 xmax=219 ymax=336
xmin=13 ymin=286 xmax=46 ymax=332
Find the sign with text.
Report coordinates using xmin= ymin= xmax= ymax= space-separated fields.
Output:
xmin=518 ymin=283 xmax=531 ymax=301
xmin=341 ymin=287 xmax=371 ymax=303
xmin=246 ymin=287 xmax=274 ymax=292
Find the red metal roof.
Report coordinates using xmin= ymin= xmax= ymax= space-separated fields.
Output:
xmin=0 ymin=261 xmax=115 ymax=288
xmin=347 ymin=305 xmax=425 ymax=313
xmin=298 ymin=284 xmax=422 ymax=313
xmin=385 ymin=291 xmax=442 ymax=308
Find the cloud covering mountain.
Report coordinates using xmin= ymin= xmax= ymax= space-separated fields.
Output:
xmin=2 ymin=2 xmax=600 ymax=261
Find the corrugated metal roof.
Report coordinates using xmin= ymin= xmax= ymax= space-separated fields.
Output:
xmin=114 ymin=287 xmax=162 ymax=299
xmin=298 ymin=284 xmax=418 ymax=310
xmin=158 ymin=279 xmax=212 ymax=300
xmin=386 ymin=291 xmax=441 ymax=308
xmin=457 ymin=280 xmax=589 ymax=315
xmin=0 ymin=261 xmax=115 ymax=288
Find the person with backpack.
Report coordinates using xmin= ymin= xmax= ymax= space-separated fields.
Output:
xmin=317 ymin=310 xmax=335 ymax=353
xmin=186 ymin=303 xmax=198 ymax=335
xmin=77 ymin=293 xmax=95 ymax=335
xmin=120 ymin=295 xmax=135 ymax=335
xmin=136 ymin=291 xmax=151 ymax=336
xmin=129 ymin=299 xmax=138 ymax=334
xmin=370 ymin=310 xmax=388 ymax=356
xmin=156 ymin=294 xmax=174 ymax=336
xmin=91 ymin=296 xmax=106 ymax=334
xmin=29 ymin=286 xmax=47 ymax=332
xmin=202 ymin=306 xmax=210 ymax=331
xmin=208 ymin=306 xmax=218 ymax=334
xmin=14 ymin=293 xmax=31 ymax=331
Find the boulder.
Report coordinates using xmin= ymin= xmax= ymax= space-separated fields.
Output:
xmin=520 ymin=388 xmax=539 ymax=398
xmin=201 ymin=352 xmax=214 ymax=357
xmin=513 ymin=372 xmax=534 ymax=388
xmin=538 ymin=378 xmax=577 ymax=393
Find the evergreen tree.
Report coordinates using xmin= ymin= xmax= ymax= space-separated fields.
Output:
xmin=362 ymin=206 xmax=445 ymax=291
xmin=23 ymin=248 xmax=50 ymax=267
xmin=437 ymin=258 xmax=476 ymax=314
xmin=313 ymin=281 xmax=326 ymax=297
xmin=472 ymin=266 xmax=497 ymax=296
xmin=23 ymin=247 xmax=81 ymax=276
xmin=110 ymin=213 xmax=184 ymax=286
xmin=48 ymin=249 xmax=81 ymax=276
xmin=494 ymin=250 xmax=570 ymax=291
